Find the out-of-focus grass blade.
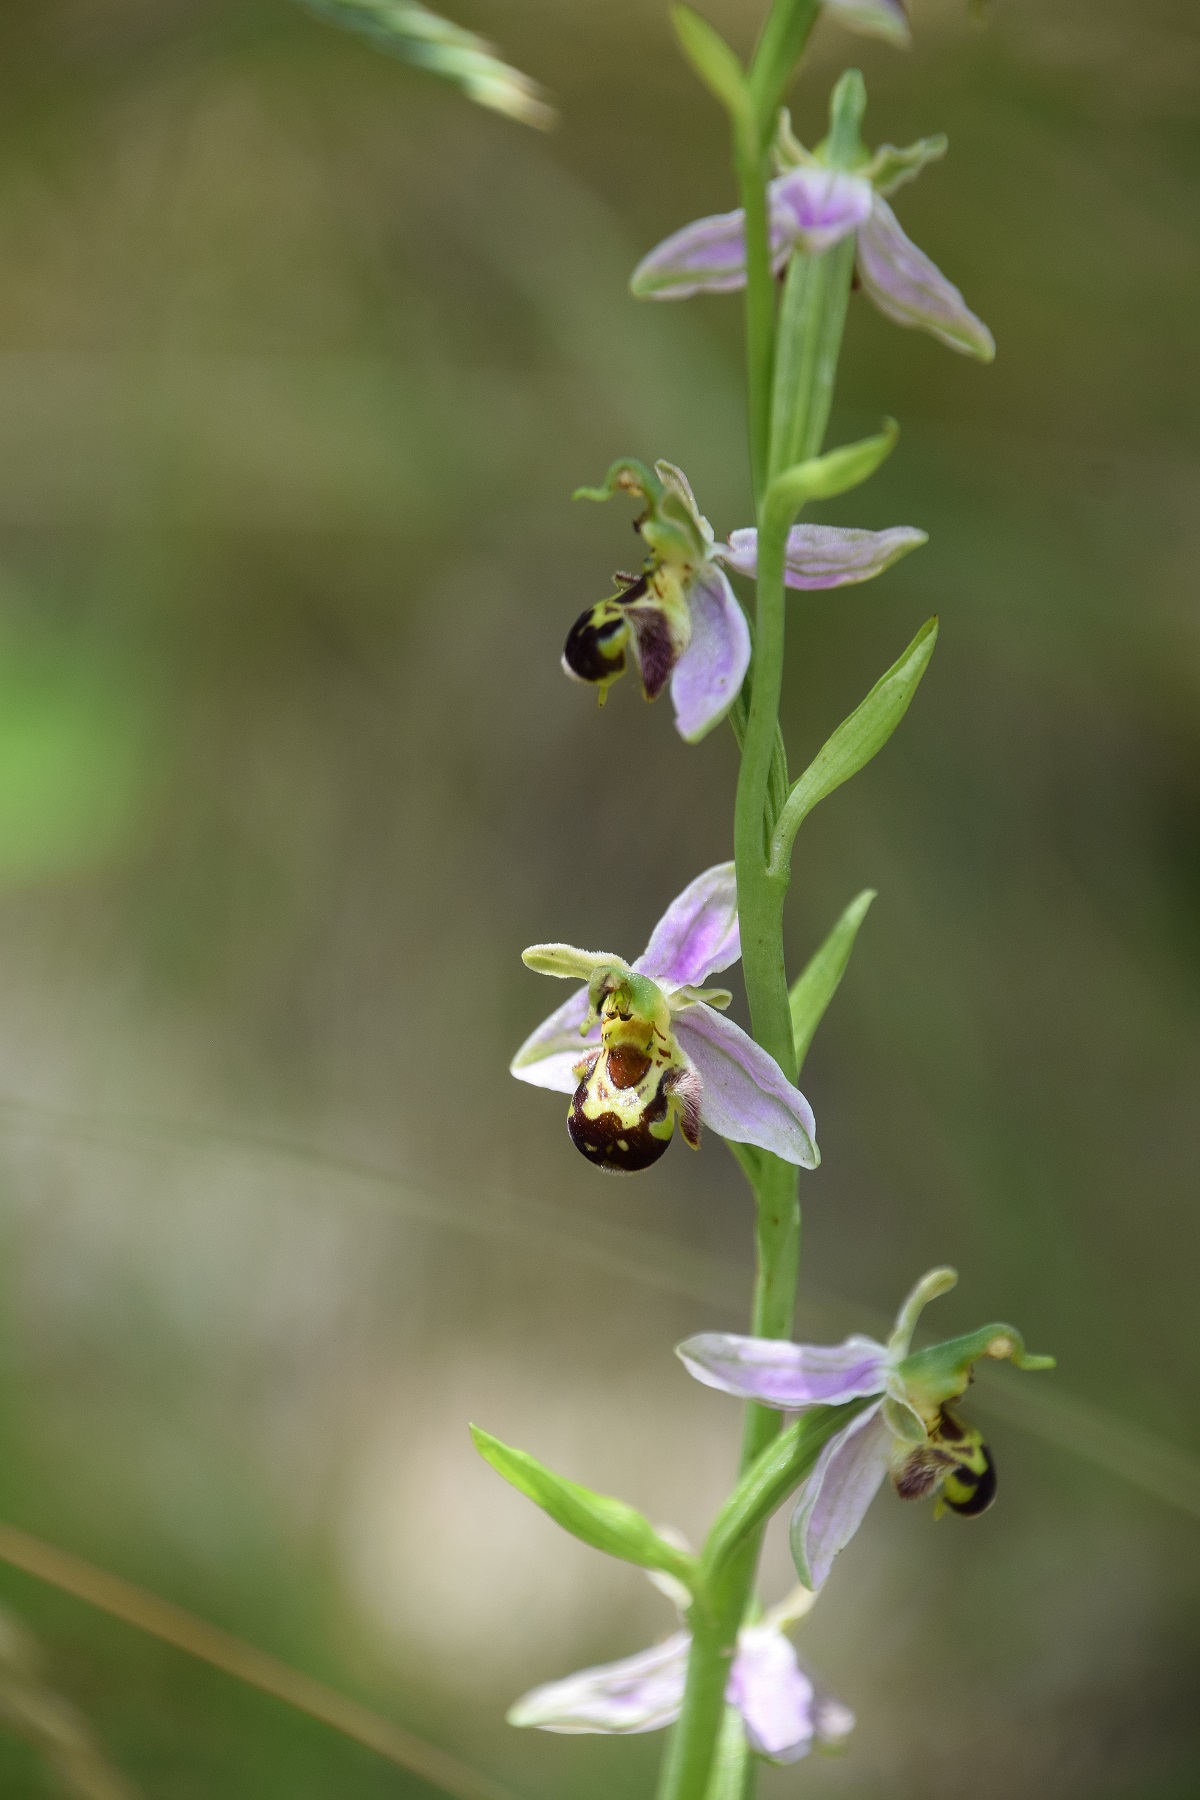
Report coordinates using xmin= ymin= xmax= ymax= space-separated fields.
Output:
xmin=0 ymin=1522 xmax=516 ymax=1800
xmin=0 ymin=1605 xmax=137 ymax=1800
xmin=291 ymin=0 xmax=555 ymax=128
xmin=0 ymin=1095 xmax=1197 ymax=1527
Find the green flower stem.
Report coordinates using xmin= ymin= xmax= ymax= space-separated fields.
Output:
xmin=655 ymin=308 xmax=801 ymax=1800
xmin=735 ymin=139 xmax=776 ymax=506
xmin=741 ymin=1153 xmax=802 ymax=1464
xmin=656 ymin=1537 xmax=758 ymax=1800
xmin=654 ymin=1410 xmax=858 ymax=1800
xmin=655 ymin=32 xmax=863 ymax=1800
xmin=706 ymin=1707 xmax=752 ymax=1800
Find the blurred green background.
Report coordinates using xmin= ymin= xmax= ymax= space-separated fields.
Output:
xmin=0 ymin=0 xmax=1195 ymax=1794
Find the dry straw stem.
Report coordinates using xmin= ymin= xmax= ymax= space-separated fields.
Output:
xmin=0 ymin=1603 xmax=137 ymax=1800
xmin=0 ymin=1522 xmax=516 ymax=1800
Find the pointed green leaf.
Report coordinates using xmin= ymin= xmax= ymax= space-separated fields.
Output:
xmin=789 ymin=889 xmax=876 ymax=1075
xmin=471 ymin=1426 xmax=699 ymax=1590
xmin=764 ymin=420 xmax=899 ymax=532
xmin=770 ymin=617 xmax=937 ymax=874
xmin=671 ymin=7 xmax=755 ymax=136
xmin=292 ymin=0 xmax=555 ymax=129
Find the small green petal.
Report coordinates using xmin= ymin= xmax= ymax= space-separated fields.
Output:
xmin=887 ymin=1265 xmax=957 ymax=1359
xmin=669 ymin=984 xmax=734 ymax=1011
xmin=861 ymin=134 xmax=948 ymax=196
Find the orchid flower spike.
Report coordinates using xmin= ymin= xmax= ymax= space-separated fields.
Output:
xmin=678 ymin=1268 xmax=1054 ymax=1588
xmin=566 ymin=457 xmax=926 ymax=740
xmin=511 ymin=862 xmax=818 ymax=1173
xmin=631 ymin=84 xmax=995 ymax=362
xmin=509 ymin=1558 xmax=853 ymax=1765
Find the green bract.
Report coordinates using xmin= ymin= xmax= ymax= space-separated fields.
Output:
xmin=470 ymin=1427 xmax=701 ymax=1593
xmin=770 ymin=616 xmax=938 ymax=875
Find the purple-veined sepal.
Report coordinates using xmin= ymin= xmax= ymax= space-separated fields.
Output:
xmin=790 ymin=1402 xmax=892 ymax=1589
xmin=677 ymin=1333 xmax=888 ymax=1407
xmin=856 ymin=196 xmax=995 ymax=360
xmin=718 ymin=523 xmax=927 ymax=590
xmin=509 ymin=1634 xmax=690 ymax=1734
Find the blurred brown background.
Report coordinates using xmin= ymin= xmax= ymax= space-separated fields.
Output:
xmin=0 ymin=0 xmax=1195 ymax=1795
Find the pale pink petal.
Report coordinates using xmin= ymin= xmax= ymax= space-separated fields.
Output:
xmin=790 ymin=1403 xmax=891 ymax=1590
xmin=630 ymin=207 xmax=761 ymax=301
xmin=636 ymin=863 xmax=740 ymax=988
xmin=510 ymin=987 xmax=596 ymax=1093
xmin=508 ymin=1632 xmax=689 ymax=1734
xmin=673 ymin=1005 xmax=818 ymax=1167
xmin=669 ymin=564 xmax=751 ymax=743
xmin=719 ymin=523 xmax=927 ymax=590
xmin=677 ymin=1333 xmax=887 ymax=1408
xmin=813 ymin=1693 xmax=856 ymax=1747
xmin=728 ymin=1627 xmax=816 ymax=1764
xmin=857 ymin=196 xmax=995 ymax=360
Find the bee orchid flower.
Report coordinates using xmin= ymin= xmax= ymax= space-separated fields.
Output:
xmin=678 ymin=1269 xmax=1054 ymax=1588
xmin=509 ymin=1564 xmax=853 ymax=1765
xmin=564 ymin=457 xmax=926 ymax=741
xmin=631 ymin=111 xmax=995 ymax=362
xmin=511 ymin=862 xmax=818 ymax=1172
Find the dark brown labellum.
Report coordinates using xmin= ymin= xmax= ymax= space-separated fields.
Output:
xmin=567 ymin=1078 xmax=672 ymax=1173
xmin=606 ymin=1045 xmax=653 ymax=1088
